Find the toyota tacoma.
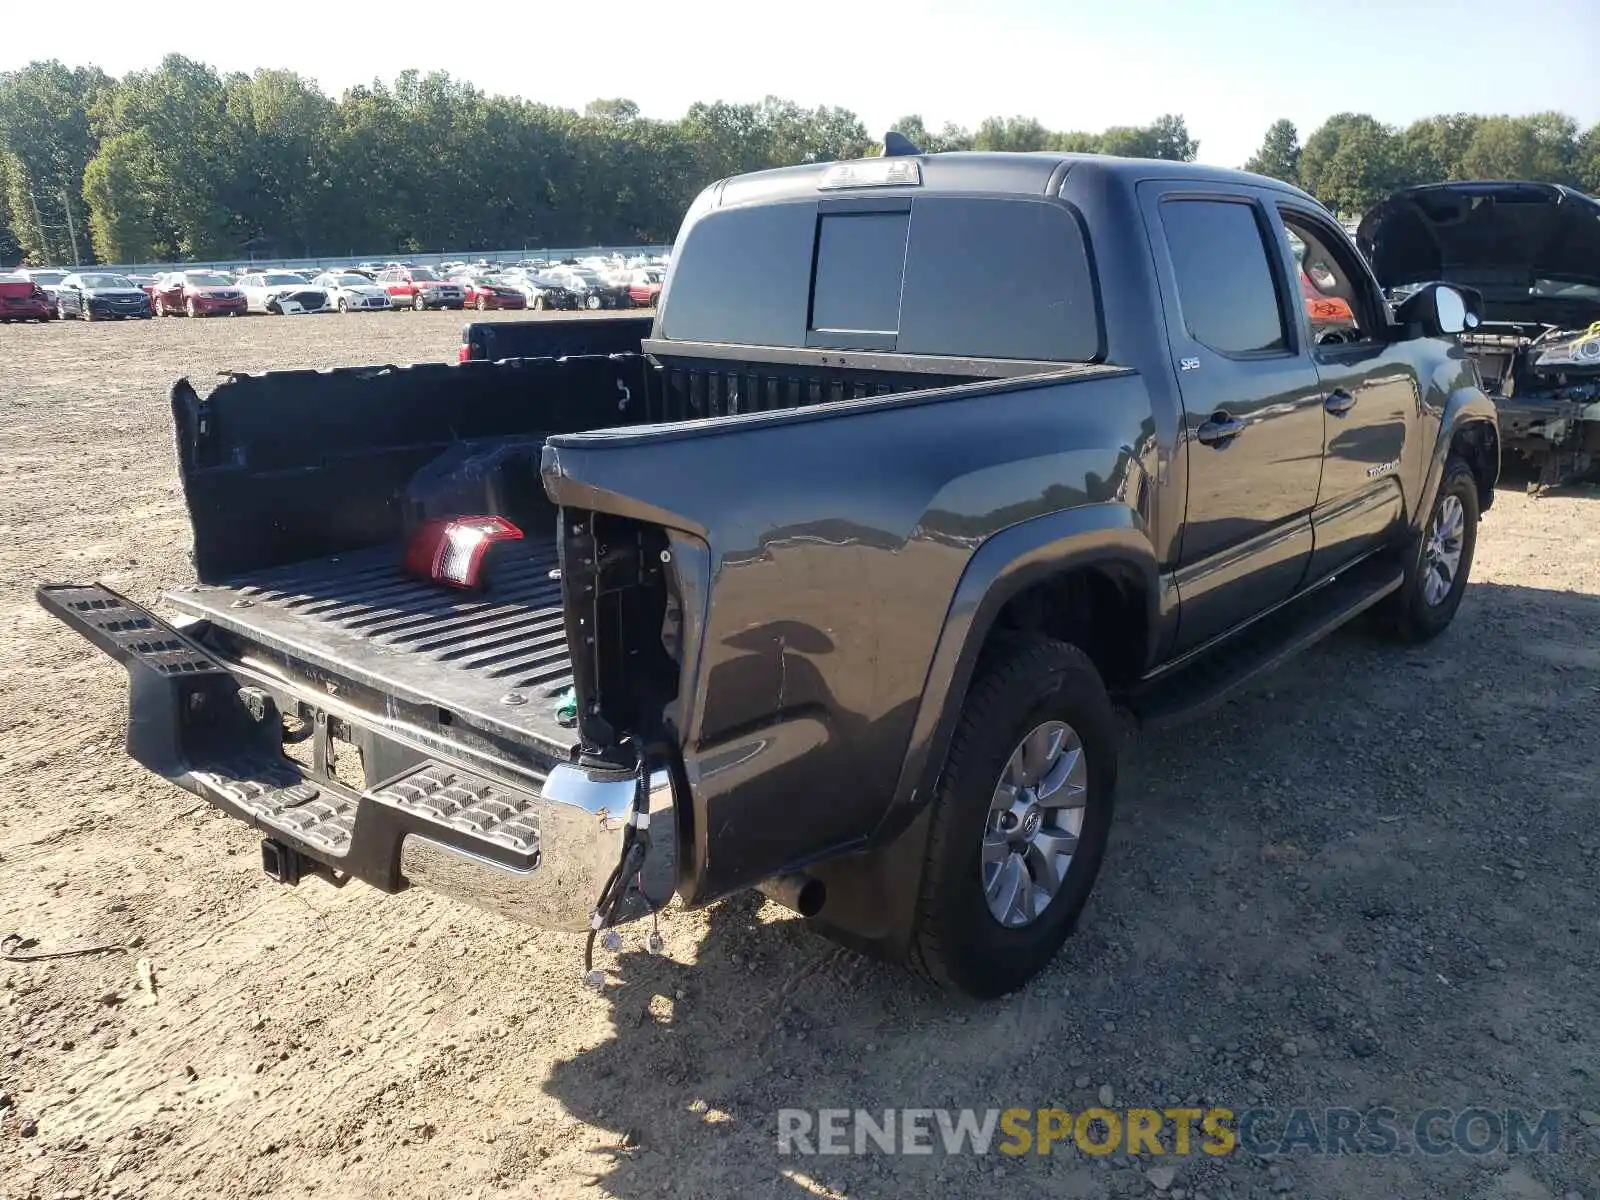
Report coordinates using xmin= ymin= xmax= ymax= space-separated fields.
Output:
xmin=40 ymin=145 xmax=1499 ymax=997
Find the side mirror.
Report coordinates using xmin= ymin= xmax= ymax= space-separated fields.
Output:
xmin=1394 ymin=282 xmax=1482 ymax=337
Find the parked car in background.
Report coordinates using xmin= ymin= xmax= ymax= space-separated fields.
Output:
xmin=151 ymin=270 xmax=247 ymax=318
xmin=1359 ymin=179 xmax=1600 ymax=487
xmin=19 ymin=269 xmax=69 ymax=317
xmin=544 ymin=265 xmax=630 ymax=309
xmin=625 ymin=267 xmax=664 ymax=308
xmin=447 ymin=272 xmax=527 ymax=312
xmin=0 ymin=272 xmax=54 ymax=322
xmin=54 ymin=272 xmax=152 ymax=320
xmin=498 ymin=270 xmax=577 ymax=311
xmin=311 ymin=272 xmax=393 ymax=313
xmin=528 ymin=274 xmax=580 ymax=311
xmin=377 ymin=266 xmax=465 ymax=311
xmin=236 ymin=270 xmax=329 ymax=315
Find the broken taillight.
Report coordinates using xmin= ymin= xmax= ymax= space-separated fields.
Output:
xmin=403 ymin=515 xmax=523 ymax=589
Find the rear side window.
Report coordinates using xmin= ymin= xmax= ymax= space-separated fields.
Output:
xmin=1160 ymin=199 xmax=1288 ymax=355
xmin=663 ymin=196 xmax=1099 ymax=361
xmin=899 ymin=197 xmax=1098 ymax=360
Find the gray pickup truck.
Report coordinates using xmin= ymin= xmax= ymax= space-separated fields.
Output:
xmin=41 ymin=147 xmax=1500 ymax=997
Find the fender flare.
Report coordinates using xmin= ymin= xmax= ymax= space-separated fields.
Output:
xmin=877 ymin=503 xmax=1159 ymax=841
xmin=1418 ymin=386 xmax=1500 ymax=522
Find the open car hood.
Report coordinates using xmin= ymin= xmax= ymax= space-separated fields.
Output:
xmin=1357 ymin=181 xmax=1600 ymax=327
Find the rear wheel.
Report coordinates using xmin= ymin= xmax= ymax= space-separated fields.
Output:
xmin=1384 ymin=456 xmax=1479 ymax=642
xmin=412 ymin=293 xmax=426 ymax=312
xmin=185 ymin=297 xmax=197 ymax=318
xmin=909 ymin=638 xmax=1119 ymax=997
xmin=476 ymin=295 xmax=489 ymax=311
xmin=155 ymin=296 xmax=166 ymax=317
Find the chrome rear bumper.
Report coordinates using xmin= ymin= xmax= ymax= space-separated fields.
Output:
xmin=37 ymin=582 xmax=678 ymax=933
xmin=400 ymin=763 xmax=675 ymax=931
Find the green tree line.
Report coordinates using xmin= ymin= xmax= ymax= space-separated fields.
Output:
xmin=1246 ymin=113 xmax=1600 ymax=217
xmin=1 ymin=55 xmax=1595 ymax=266
xmin=0 ymin=56 xmax=1203 ymax=265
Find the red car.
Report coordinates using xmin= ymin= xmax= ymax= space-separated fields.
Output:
xmin=151 ymin=270 xmax=248 ymax=317
xmin=376 ymin=266 xmax=464 ymax=310
xmin=450 ymin=273 xmax=528 ymax=312
xmin=0 ymin=272 xmax=53 ymax=322
xmin=625 ymin=268 xmax=664 ymax=308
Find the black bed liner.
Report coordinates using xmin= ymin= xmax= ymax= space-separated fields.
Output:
xmin=166 ymin=539 xmax=579 ymax=755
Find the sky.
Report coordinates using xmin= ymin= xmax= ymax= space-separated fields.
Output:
xmin=6 ymin=0 xmax=1598 ymax=168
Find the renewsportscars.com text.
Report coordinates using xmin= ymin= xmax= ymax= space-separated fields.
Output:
xmin=776 ymin=1107 xmax=1566 ymax=1158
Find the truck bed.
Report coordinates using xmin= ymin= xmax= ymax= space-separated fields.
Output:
xmin=167 ymin=539 xmax=580 ymax=758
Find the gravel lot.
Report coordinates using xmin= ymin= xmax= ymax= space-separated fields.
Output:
xmin=1 ymin=312 xmax=1598 ymax=1200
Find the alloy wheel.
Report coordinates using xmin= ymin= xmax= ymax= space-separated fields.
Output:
xmin=980 ymin=720 xmax=1089 ymax=928
xmin=1422 ymin=494 xmax=1465 ymax=607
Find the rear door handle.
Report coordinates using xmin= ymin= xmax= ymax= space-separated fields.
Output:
xmin=1195 ymin=413 xmax=1245 ymax=447
xmin=1324 ymin=389 xmax=1357 ymax=416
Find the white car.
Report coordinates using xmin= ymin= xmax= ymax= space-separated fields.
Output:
xmin=235 ymin=270 xmax=330 ymax=315
xmin=311 ymin=272 xmax=392 ymax=313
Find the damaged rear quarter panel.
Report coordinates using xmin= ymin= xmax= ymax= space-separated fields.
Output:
xmin=542 ymin=370 xmax=1150 ymax=902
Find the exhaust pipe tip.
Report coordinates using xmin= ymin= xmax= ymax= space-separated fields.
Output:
xmin=755 ymin=872 xmax=826 ymax=919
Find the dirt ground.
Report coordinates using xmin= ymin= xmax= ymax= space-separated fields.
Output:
xmin=1 ymin=311 xmax=1597 ymax=1200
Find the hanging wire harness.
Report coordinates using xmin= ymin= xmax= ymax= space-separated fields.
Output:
xmin=581 ymin=736 xmax=667 ymax=988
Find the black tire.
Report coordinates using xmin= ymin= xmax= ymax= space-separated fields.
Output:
xmin=412 ymin=292 xmax=425 ymax=311
xmin=337 ymin=297 xmax=349 ymax=314
xmin=908 ymin=638 xmax=1119 ymax=998
xmin=1384 ymin=456 xmax=1480 ymax=642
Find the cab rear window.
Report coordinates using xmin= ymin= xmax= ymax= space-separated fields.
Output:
xmin=661 ymin=195 xmax=1101 ymax=362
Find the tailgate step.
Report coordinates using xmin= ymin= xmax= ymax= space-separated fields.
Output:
xmin=37 ymin=579 xmax=660 ymax=932
xmin=38 ymin=584 xmax=223 ymax=676
xmin=184 ymin=755 xmax=545 ymax=872
xmin=369 ymin=763 xmax=542 ymax=866
xmin=193 ymin=757 xmax=358 ymax=856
